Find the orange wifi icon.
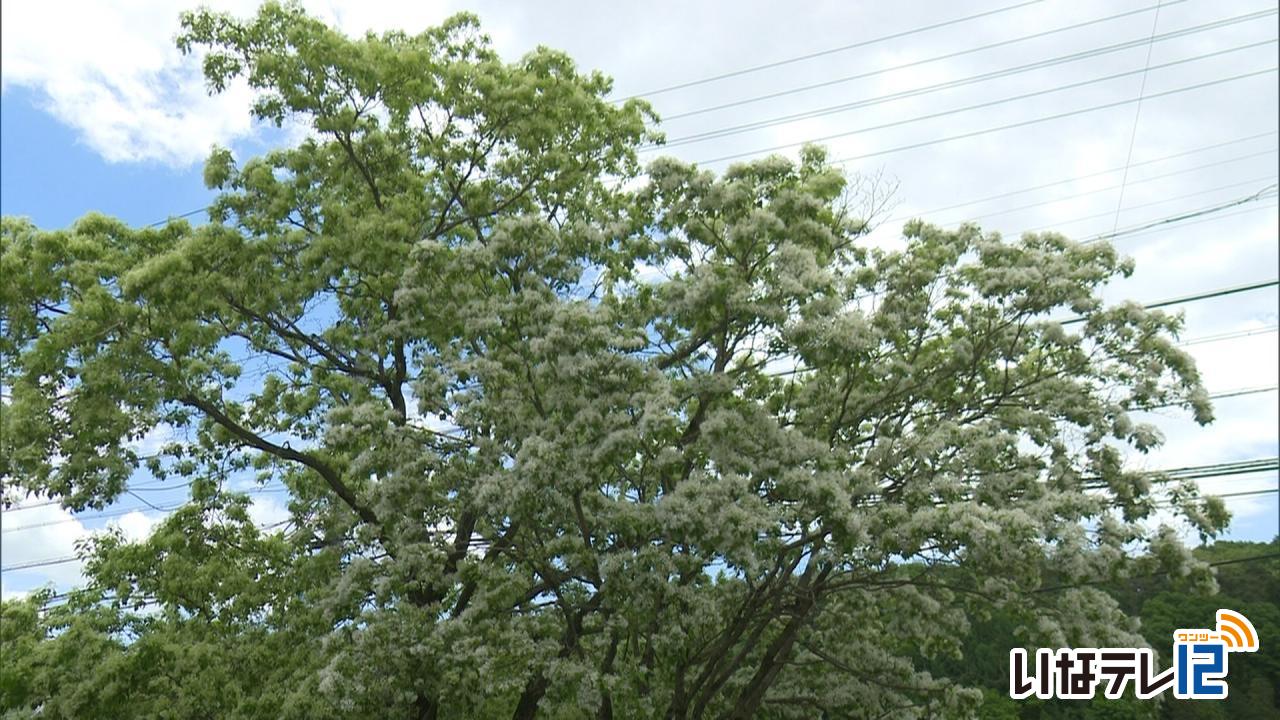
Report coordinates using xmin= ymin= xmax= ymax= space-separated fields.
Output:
xmin=1216 ymin=609 xmax=1259 ymax=652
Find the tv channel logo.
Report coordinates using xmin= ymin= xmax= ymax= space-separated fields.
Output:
xmin=1010 ymin=609 xmax=1259 ymax=701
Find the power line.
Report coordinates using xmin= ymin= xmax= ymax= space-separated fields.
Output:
xmin=1127 ymin=386 xmax=1278 ymax=413
xmin=1 ymin=556 xmax=80 ymax=574
xmin=1086 ymin=182 xmax=1278 ymax=242
xmin=4 ymin=466 xmax=1267 ymax=575
xmin=0 ymin=482 xmax=290 ymax=534
xmin=2 ymin=474 xmax=284 ymax=513
xmin=696 ymin=51 xmax=1274 ymax=163
xmin=2 ymin=498 xmax=62 ymax=512
xmin=1096 ymin=201 xmax=1278 ymax=244
xmin=1 ymin=503 xmax=184 ymax=534
xmin=146 ymin=206 xmax=207 ymax=228
xmin=759 ymin=318 xmax=1280 ymax=381
xmin=1177 ymin=324 xmax=1279 ymax=347
xmin=655 ymin=1 xmax=1184 ymax=118
xmin=917 ymin=148 xmax=1279 ymax=227
xmin=1111 ymin=0 xmax=1166 ymax=234
xmin=1209 ymin=488 xmax=1279 ymax=500
xmin=1142 ymin=457 xmax=1279 ymax=483
xmin=937 ymin=181 xmax=1278 ymax=245
xmin=118 ymin=127 xmax=1280 ymax=240
xmin=990 ymin=175 xmax=1280 ymax=237
xmin=1034 ymin=552 xmax=1280 ymax=593
xmin=1147 ymin=456 xmax=1278 ymax=478
xmin=848 ymin=459 xmax=1279 ymax=509
xmin=1059 ymin=278 xmax=1278 ymax=327
xmin=852 ymin=195 xmax=1278 ymax=305
xmin=822 ymin=67 xmax=1279 ymax=167
xmin=1192 ymin=385 xmax=1278 ymax=402
xmin=653 ymin=15 xmax=1275 ymax=149
xmin=2 ymin=516 xmax=297 ymax=575
xmin=613 ymin=0 xmax=1051 ymax=101
xmin=1134 ymin=278 xmax=1280 ymax=312
xmin=885 ymin=131 xmax=1279 ymax=221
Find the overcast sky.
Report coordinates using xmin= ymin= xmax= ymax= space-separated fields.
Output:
xmin=2 ymin=0 xmax=1277 ymax=599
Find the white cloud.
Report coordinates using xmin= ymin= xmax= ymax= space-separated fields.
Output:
xmin=111 ymin=510 xmax=160 ymax=543
xmin=1 ymin=1 xmax=263 ymax=165
xmin=0 ymin=1 xmax=456 ymax=167
xmin=1 ymin=498 xmax=90 ymax=597
xmin=1 ymin=497 xmax=166 ymax=599
xmin=246 ymin=494 xmax=291 ymax=530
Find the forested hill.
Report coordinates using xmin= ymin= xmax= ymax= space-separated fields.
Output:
xmin=934 ymin=537 xmax=1280 ymax=719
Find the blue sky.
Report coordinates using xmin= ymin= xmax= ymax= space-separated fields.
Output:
xmin=2 ymin=0 xmax=1276 ymax=599
xmin=1 ymin=87 xmax=213 ymax=229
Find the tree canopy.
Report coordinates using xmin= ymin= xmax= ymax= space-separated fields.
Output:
xmin=0 ymin=5 xmax=1241 ymax=718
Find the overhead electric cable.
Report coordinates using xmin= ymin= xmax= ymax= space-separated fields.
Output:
xmin=916 ymin=148 xmax=1279 ymax=227
xmin=926 ymin=151 xmax=1274 ymax=226
xmin=980 ymin=175 xmax=1279 ymax=236
xmin=1097 ymin=202 xmax=1277 ymax=244
xmin=1034 ymin=553 xmax=1280 ymax=593
xmin=704 ymin=66 xmax=1279 ymax=165
xmin=655 ymin=0 xmax=1188 ymax=117
xmin=1 ymin=556 xmax=81 ymax=574
xmin=614 ymin=0 xmax=1051 ymax=101
xmin=885 ymin=131 xmax=1279 ymax=221
xmin=653 ymin=27 xmax=1274 ymax=149
xmin=1111 ymin=0 xmax=1166 ymax=234
xmin=1087 ymin=182 xmax=1278 ymax=242
xmin=819 ymin=67 xmax=1278 ymax=167
xmin=1060 ymin=278 xmax=1279 ymax=326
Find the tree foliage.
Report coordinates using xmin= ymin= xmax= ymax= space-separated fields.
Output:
xmin=0 ymin=5 xmax=1236 ymax=718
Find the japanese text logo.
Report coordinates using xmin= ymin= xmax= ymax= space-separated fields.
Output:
xmin=1009 ymin=609 xmax=1259 ymax=700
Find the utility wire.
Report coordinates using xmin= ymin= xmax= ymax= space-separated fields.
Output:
xmin=654 ymin=0 xmax=1184 ymax=117
xmin=613 ymin=0 xmax=1050 ymax=101
xmin=977 ymin=178 xmax=1280 ymax=240
xmin=987 ymin=175 xmax=1280 ymax=236
xmin=918 ymin=148 xmax=1278 ymax=227
xmin=886 ymin=131 xmax=1279 ymax=221
xmin=1 ymin=556 xmax=81 ymax=574
xmin=1095 ymin=201 xmax=1277 ymax=244
xmin=2 ymin=517 xmax=296 ymax=575
xmin=1132 ymin=457 xmax=1279 ymax=483
xmin=8 ymin=389 xmax=1274 ymax=532
xmin=1035 ymin=552 xmax=1280 ymax=593
xmin=2 ymin=477 xmax=285 ymax=521
xmin=1141 ymin=386 xmax=1278 ymax=411
xmin=1177 ymin=325 xmax=1278 ymax=347
xmin=1111 ymin=0 xmax=1166 ymax=234
xmin=851 ymin=194 xmax=1278 ymax=304
xmin=1060 ymin=278 xmax=1279 ymax=326
xmin=1189 ymin=385 xmax=1277 ymax=402
xmin=146 ymin=206 xmax=207 ymax=228
xmin=1087 ymin=183 xmax=1279 ymax=242
xmin=822 ymin=67 xmax=1279 ymax=167
xmin=1207 ymin=487 xmax=1279 ymax=500
xmin=852 ymin=459 xmax=1279 ymax=507
xmin=2 ymin=503 xmax=185 ymax=534
xmin=931 ymin=181 xmax=1279 ymax=246
xmin=926 ymin=151 xmax=1274 ymax=226
xmin=653 ymin=20 xmax=1275 ymax=149
xmin=3 ymin=473 xmax=286 ymax=513
xmin=139 ymin=19 xmax=1278 ymax=226
xmin=706 ymin=65 xmax=1280 ymax=165
xmin=128 ymin=132 xmax=1280 ymax=237
xmin=5 ymin=463 xmax=1269 ymax=574
xmin=1142 ymin=457 xmax=1278 ymax=477
xmin=1101 ymin=387 xmax=1278 ymax=414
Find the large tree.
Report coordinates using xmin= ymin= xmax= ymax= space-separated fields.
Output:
xmin=1 ymin=5 xmax=1229 ymax=718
